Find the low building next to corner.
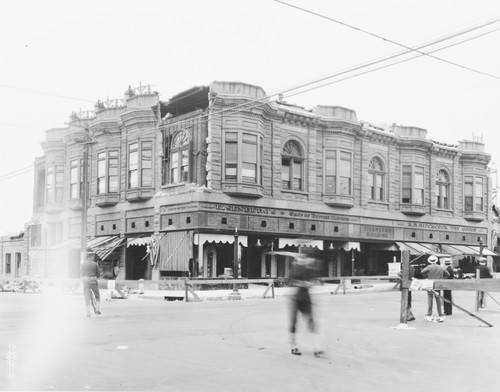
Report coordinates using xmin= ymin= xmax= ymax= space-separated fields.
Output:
xmin=11 ymin=81 xmax=500 ymax=282
xmin=1 ymin=232 xmax=27 ymax=278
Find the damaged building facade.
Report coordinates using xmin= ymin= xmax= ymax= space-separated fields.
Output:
xmin=21 ymin=81 xmax=499 ymax=281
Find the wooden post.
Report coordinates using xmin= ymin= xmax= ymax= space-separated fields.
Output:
xmin=400 ymin=250 xmax=410 ymax=324
xmin=185 ymin=279 xmax=189 ymax=302
xmin=476 ymin=269 xmax=480 ymax=311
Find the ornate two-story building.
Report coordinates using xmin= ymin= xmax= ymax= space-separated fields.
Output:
xmin=21 ymin=81 xmax=499 ymax=281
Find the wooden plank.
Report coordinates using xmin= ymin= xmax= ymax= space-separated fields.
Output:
xmin=433 ymin=279 xmax=500 ymax=292
xmin=431 ymin=290 xmax=493 ymax=327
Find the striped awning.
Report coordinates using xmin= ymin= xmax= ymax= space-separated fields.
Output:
xmin=93 ymin=236 xmax=124 ymax=261
xmin=50 ymin=235 xmax=124 ymax=261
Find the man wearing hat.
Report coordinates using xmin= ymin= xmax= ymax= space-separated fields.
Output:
xmin=421 ymin=255 xmax=450 ymax=322
xmin=80 ymin=250 xmax=102 ymax=317
xmin=442 ymin=257 xmax=454 ymax=315
xmin=477 ymin=257 xmax=493 ymax=308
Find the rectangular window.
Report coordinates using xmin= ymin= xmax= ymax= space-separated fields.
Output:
xmin=97 ymin=152 xmax=106 ymax=194
xmin=325 ymin=150 xmax=352 ymax=196
xmin=475 ymin=177 xmax=484 ymax=211
xmin=46 ymin=166 xmax=54 ymax=202
xmin=325 ymin=151 xmax=336 ymax=194
xmin=54 ymin=165 xmax=64 ymax=202
xmin=339 ymin=151 xmax=352 ymax=196
xmin=70 ymin=159 xmax=79 ymax=199
xmin=225 ymin=132 xmax=238 ymax=181
xmin=171 ymin=152 xmax=179 ymax=183
xmin=99 ymin=150 xmax=119 ymax=193
xmin=375 ymin=173 xmax=383 ymax=200
xmin=242 ymin=134 xmax=257 ymax=183
xmin=464 ymin=176 xmax=473 ymax=212
xmin=281 ymin=159 xmax=291 ymax=189
xmin=180 ymin=149 xmax=189 ymax=182
xmin=108 ymin=151 xmax=119 ymax=192
xmin=414 ymin=166 xmax=424 ymax=204
xmin=402 ymin=165 xmax=412 ymax=203
xmin=401 ymin=165 xmax=424 ymax=204
xmin=128 ymin=142 xmax=138 ymax=188
xmin=5 ymin=253 xmax=11 ymax=274
xmin=141 ymin=141 xmax=152 ymax=187
xmin=464 ymin=176 xmax=484 ymax=213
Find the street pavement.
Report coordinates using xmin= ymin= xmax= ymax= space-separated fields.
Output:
xmin=1 ymin=284 xmax=500 ymax=392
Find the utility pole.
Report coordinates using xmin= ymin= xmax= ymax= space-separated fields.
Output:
xmin=75 ymin=128 xmax=96 ymax=264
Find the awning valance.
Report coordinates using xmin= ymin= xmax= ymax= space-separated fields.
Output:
xmin=340 ymin=242 xmax=360 ymax=251
xmin=127 ymin=236 xmax=153 ymax=247
xmin=194 ymin=233 xmax=247 ymax=247
xmin=278 ymin=238 xmax=323 ymax=250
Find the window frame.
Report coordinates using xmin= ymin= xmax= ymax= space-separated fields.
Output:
xmin=46 ymin=164 xmax=64 ymax=203
xmin=401 ymin=164 xmax=425 ymax=205
xmin=435 ymin=169 xmax=451 ymax=209
xmin=368 ymin=156 xmax=385 ymax=201
xmin=324 ymin=149 xmax=353 ymax=196
xmin=223 ymin=131 xmax=263 ymax=185
xmin=464 ymin=175 xmax=484 ymax=213
xmin=282 ymin=140 xmax=304 ymax=191
xmin=169 ymin=130 xmax=191 ymax=185
xmin=97 ymin=149 xmax=119 ymax=194
xmin=128 ymin=140 xmax=153 ymax=189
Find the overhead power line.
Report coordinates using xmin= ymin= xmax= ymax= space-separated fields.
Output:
xmin=274 ymin=0 xmax=500 ymax=80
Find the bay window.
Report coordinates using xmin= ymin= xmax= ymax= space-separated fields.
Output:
xmin=97 ymin=150 xmax=119 ymax=194
xmin=402 ymin=164 xmax=424 ymax=204
xmin=224 ymin=132 xmax=263 ymax=184
xmin=128 ymin=141 xmax=153 ymax=189
xmin=325 ymin=150 xmax=352 ymax=196
xmin=464 ymin=176 xmax=484 ymax=212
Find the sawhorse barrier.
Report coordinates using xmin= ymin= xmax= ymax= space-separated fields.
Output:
xmin=320 ymin=275 xmax=398 ymax=295
xmin=183 ymin=278 xmax=275 ymax=302
xmin=398 ymin=250 xmax=500 ymax=328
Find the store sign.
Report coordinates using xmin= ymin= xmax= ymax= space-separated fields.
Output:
xmin=362 ymin=226 xmax=394 ymax=239
xmin=407 ymin=222 xmax=486 ymax=233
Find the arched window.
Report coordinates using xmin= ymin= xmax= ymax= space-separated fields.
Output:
xmin=436 ymin=170 xmax=450 ymax=209
xmin=368 ymin=157 xmax=385 ymax=201
xmin=282 ymin=140 xmax=303 ymax=190
xmin=170 ymin=131 xmax=190 ymax=184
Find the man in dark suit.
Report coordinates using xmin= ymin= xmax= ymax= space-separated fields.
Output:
xmin=442 ymin=257 xmax=454 ymax=315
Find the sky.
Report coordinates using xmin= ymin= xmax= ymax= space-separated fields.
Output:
xmin=1 ymin=0 xmax=500 ymax=236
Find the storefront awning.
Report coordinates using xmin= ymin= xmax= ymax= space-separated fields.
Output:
xmin=279 ymin=238 xmax=323 ymax=250
xmin=94 ymin=237 xmax=124 ymax=261
xmin=397 ymin=242 xmax=497 ymax=257
xmin=194 ymin=233 xmax=248 ymax=247
xmin=127 ymin=236 xmax=153 ymax=247
xmin=50 ymin=235 xmax=124 ymax=261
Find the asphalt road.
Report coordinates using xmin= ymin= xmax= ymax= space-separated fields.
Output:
xmin=1 ymin=288 xmax=500 ymax=392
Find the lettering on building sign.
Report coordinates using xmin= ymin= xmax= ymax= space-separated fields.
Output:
xmin=197 ymin=203 xmax=350 ymax=221
xmin=407 ymin=222 xmax=484 ymax=233
xmin=362 ymin=226 xmax=394 ymax=238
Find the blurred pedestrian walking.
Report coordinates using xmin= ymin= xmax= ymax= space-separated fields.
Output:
xmin=81 ymin=250 xmax=101 ymax=317
xmin=287 ymin=253 xmax=324 ymax=357
xmin=477 ymin=257 xmax=493 ymax=308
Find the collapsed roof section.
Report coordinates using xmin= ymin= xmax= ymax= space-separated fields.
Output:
xmin=160 ymin=85 xmax=209 ymax=118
